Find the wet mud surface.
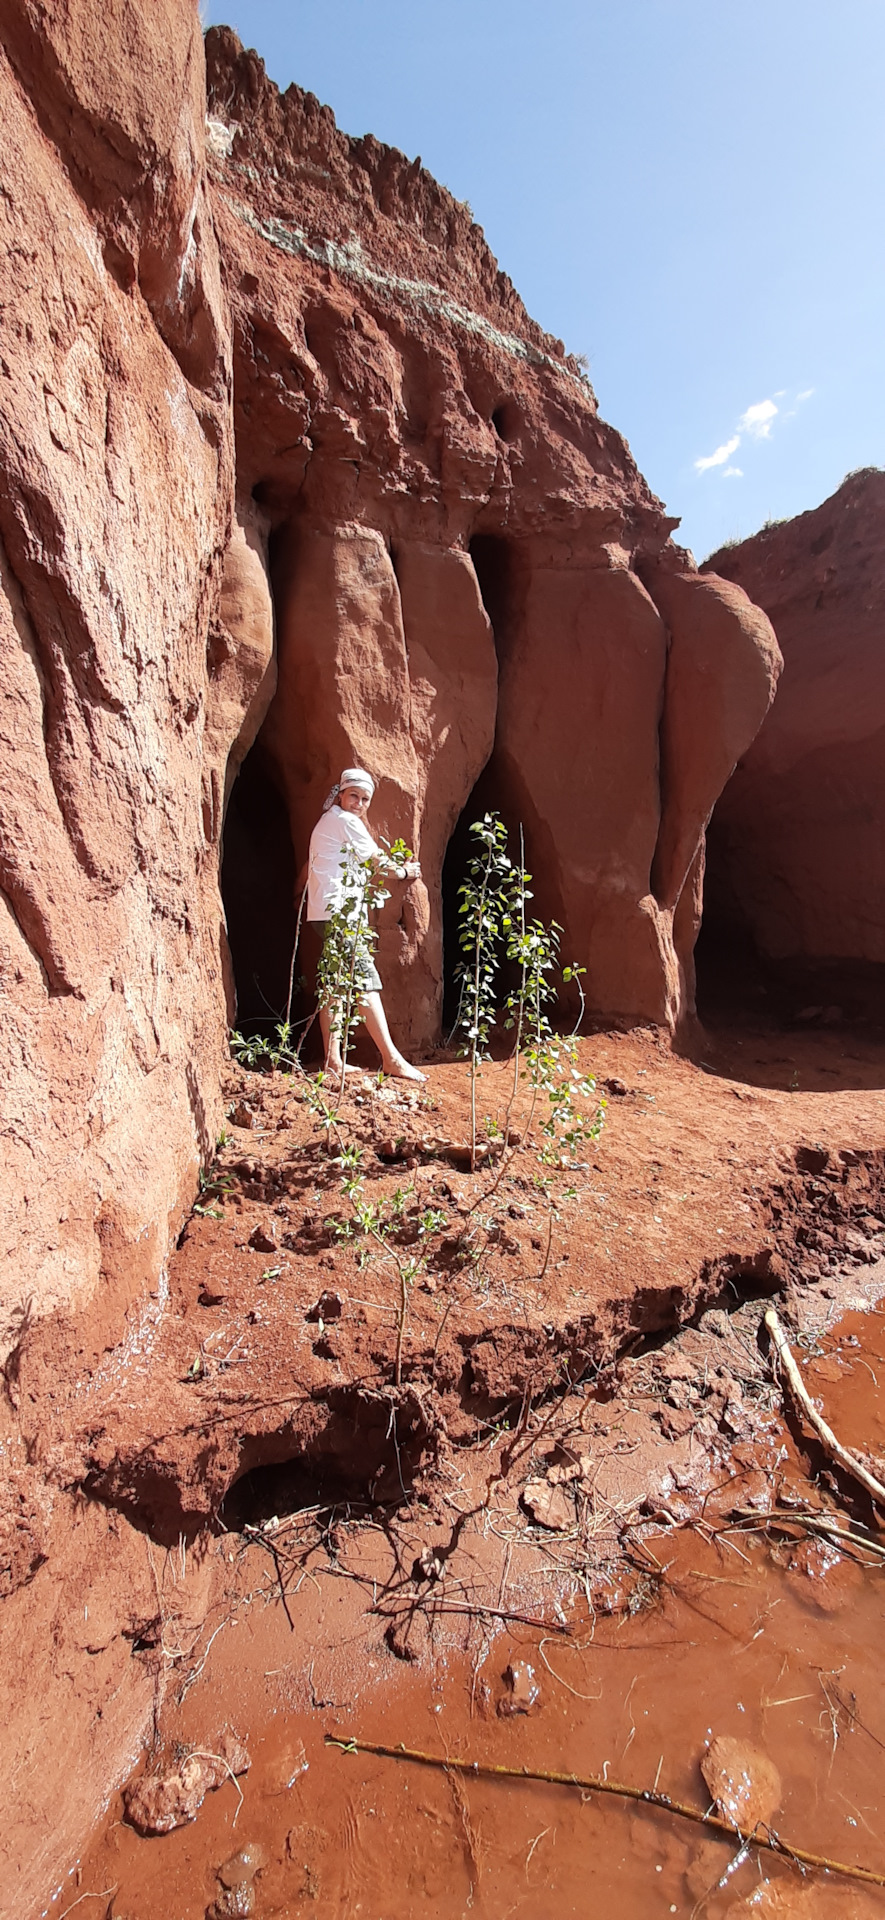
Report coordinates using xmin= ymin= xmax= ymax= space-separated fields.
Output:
xmin=65 ymin=1278 xmax=885 ymax=1920
xmin=8 ymin=1021 xmax=885 ymax=1917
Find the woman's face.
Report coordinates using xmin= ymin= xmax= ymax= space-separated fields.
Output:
xmin=339 ymin=786 xmax=371 ymax=815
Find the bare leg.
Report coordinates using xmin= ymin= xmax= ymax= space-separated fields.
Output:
xmin=319 ymin=1004 xmax=341 ymax=1073
xmin=360 ymin=991 xmax=426 ymax=1081
xmin=320 ymin=1003 xmax=367 ymax=1077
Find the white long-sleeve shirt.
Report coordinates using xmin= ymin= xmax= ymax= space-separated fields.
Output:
xmin=306 ymin=806 xmax=384 ymax=920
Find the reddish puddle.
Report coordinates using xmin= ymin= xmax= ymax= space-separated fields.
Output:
xmin=58 ymin=1308 xmax=885 ymax=1920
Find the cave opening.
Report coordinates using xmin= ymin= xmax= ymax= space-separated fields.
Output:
xmin=218 ymin=1393 xmax=432 ymax=1531
xmin=692 ymin=891 xmax=773 ymax=1026
xmin=694 ymin=810 xmax=885 ymax=1034
xmin=440 ymin=762 xmax=516 ymax=1033
xmin=692 ymin=810 xmax=773 ymax=1026
xmin=491 ymin=399 xmax=520 ymax=444
xmin=440 ymin=535 xmax=522 ymax=1030
xmin=221 ymin=743 xmax=297 ymax=1039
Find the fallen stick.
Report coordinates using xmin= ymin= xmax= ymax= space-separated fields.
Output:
xmin=730 ymin=1504 xmax=885 ymax=1562
xmin=325 ymin=1736 xmax=885 ymax=1889
xmin=764 ymin=1306 xmax=885 ymax=1511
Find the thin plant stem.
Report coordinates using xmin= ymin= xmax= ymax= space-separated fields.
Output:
xmin=535 ymin=1203 xmax=556 ymax=1284
xmin=481 ymin=827 xmax=529 ymax=1208
xmin=474 ymin=1081 xmax=537 ymax=1213
xmin=395 ymin=1262 xmax=409 ymax=1388
xmin=506 ymin=825 xmax=528 ymax=1122
xmin=469 ymin=853 xmax=492 ymax=1173
xmin=284 ymin=887 xmax=307 ymax=1030
xmin=431 ymin=1297 xmax=457 ymax=1385
xmin=358 ymin=1220 xmax=424 ymax=1391
xmin=765 ymin=1305 xmax=885 ymax=1508
xmin=332 ymin=866 xmax=370 ymax=1111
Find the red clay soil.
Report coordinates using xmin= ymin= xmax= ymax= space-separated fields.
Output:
xmin=4 ymin=1022 xmax=885 ymax=1917
xmin=22 ymin=1025 xmax=885 ymax=1538
xmin=61 ymin=1235 xmax=885 ymax=1919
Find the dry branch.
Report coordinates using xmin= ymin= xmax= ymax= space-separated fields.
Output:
xmin=730 ymin=1503 xmax=885 ymax=1563
xmin=326 ymin=1736 xmax=885 ymax=1889
xmin=764 ymin=1306 xmax=885 ymax=1510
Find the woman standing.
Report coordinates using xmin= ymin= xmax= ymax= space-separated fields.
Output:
xmin=300 ymin=768 xmax=425 ymax=1082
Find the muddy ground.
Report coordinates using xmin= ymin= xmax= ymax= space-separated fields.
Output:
xmin=5 ymin=1013 xmax=885 ymax=1917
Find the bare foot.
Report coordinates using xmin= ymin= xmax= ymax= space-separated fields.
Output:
xmin=382 ymin=1054 xmax=427 ymax=1083
xmin=322 ymin=1059 xmax=364 ymax=1078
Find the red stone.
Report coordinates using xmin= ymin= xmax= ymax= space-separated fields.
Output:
xmin=704 ymin=470 xmax=885 ymax=971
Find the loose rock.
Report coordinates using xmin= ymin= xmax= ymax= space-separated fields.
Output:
xmin=217 ymin=1842 xmax=267 ymax=1888
xmin=306 ymin=1290 xmax=343 ymax=1323
xmin=124 ymin=1734 xmax=250 ymax=1836
xmin=498 ymin=1661 xmax=541 ymax=1716
xmin=522 ymin=1480 xmax=575 ymax=1531
xmin=700 ymin=1734 xmax=781 ymax=1830
xmin=208 ymin=1887 xmax=255 ymax=1919
xmin=248 ymin=1224 xmax=277 ymax=1254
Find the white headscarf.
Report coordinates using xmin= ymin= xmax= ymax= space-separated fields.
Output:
xmin=321 ymin=767 xmax=376 ymax=813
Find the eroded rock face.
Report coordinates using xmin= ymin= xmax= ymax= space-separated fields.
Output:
xmin=644 ymin=568 xmax=783 ymax=1013
xmin=205 ymin=27 xmax=781 ymax=1041
xmin=703 ymin=471 xmax=885 ymax=970
xmin=0 ymin=10 xmax=783 ymax=1910
xmin=0 ymin=8 xmax=783 ymax=1379
xmin=0 ymin=5 xmax=267 ymax=1370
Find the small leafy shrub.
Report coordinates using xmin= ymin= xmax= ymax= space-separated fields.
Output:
xmin=454 ymin=812 xmax=606 ymax=1182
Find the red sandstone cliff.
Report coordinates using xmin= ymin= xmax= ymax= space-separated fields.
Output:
xmin=703 ymin=471 xmax=885 ymax=976
xmin=203 ymin=25 xmax=781 ymax=1048
xmin=0 ymin=8 xmax=783 ymax=1390
xmin=0 ymin=6 xmax=783 ymax=1408
xmin=0 ymin=11 xmax=784 ymax=1906
xmin=0 ymin=8 xmax=281 ymax=1377
xmin=0 ymin=8 xmax=264 ymax=1902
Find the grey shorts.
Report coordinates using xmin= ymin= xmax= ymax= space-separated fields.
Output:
xmin=308 ymin=919 xmax=382 ymax=1000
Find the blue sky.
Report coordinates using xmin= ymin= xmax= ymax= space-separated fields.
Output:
xmin=203 ymin=0 xmax=884 ymax=559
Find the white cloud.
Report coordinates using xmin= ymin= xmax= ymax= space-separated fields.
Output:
xmin=695 ymin=433 xmax=741 ymax=474
xmin=738 ymin=398 xmax=778 ymax=439
xmin=695 ymin=384 xmax=812 ymax=477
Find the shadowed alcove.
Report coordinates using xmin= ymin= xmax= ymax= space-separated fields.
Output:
xmin=689 ymin=785 xmax=781 ymax=1025
xmin=440 ymin=534 xmax=523 ymax=1028
xmin=221 ymin=743 xmax=297 ymax=1037
xmin=695 ymin=795 xmax=885 ymax=1035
